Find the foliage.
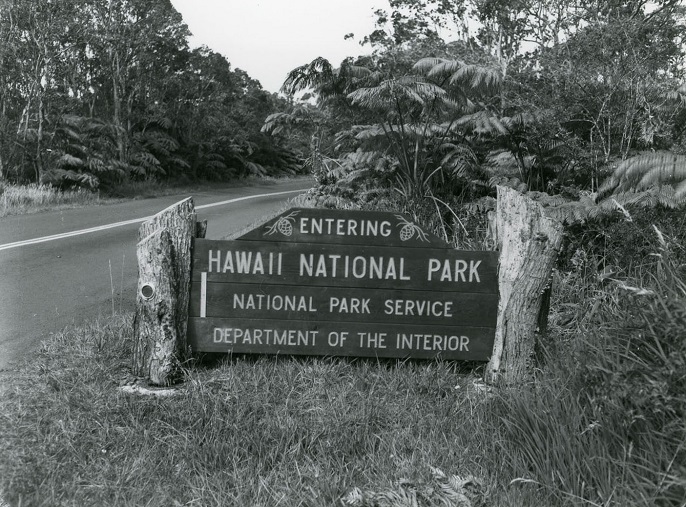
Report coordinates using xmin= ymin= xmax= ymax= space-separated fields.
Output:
xmin=355 ymin=0 xmax=686 ymax=196
xmin=0 ymin=0 xmax=296 ymax=189
xmin=600 ymin=152 xmax=686 ymax=198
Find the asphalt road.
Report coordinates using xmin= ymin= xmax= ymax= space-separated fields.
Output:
xmin=0 ymin=178 xmax=312 ymax=370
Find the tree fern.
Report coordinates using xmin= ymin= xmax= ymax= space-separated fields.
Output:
xmin=413 ymin=57 xmax=502 ymax=96
xmin=57 ymin=153 xmax=85 ymax=168
xmin=244 ymin=161 xmax=267 ymax=177
xmin=348 ymin=77 xmax=447 ymax=109
xmin=281 ymin=56 xmax=372 ymax=99
xmin=599 ymin=152 xmax=686 ymax=198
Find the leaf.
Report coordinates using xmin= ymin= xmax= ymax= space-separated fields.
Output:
xmin=245 ymin=161 xmax=267 ymax=176
xmin=205 ymin=160 xmax=227 ymax=171
xmin=58 ymin=154 xmax=85 ymax=168
xmin=448 ymin=64 xmax=502 ymax=93
xmin=599 ymin=152 xmax=686 ymax=195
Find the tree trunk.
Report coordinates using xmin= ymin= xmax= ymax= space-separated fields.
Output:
xmin=132 ymin=197 xmax=197 ymax=385
xmin=485 ymin=186 xmax=563 ymax=386
xmin=132 ymin=228 xmax=179 ymax=385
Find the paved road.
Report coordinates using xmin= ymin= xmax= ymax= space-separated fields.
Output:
xmin=0 ymin=179 xmax=312 ymax=370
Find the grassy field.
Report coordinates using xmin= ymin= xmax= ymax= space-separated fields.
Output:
xmin=1 ymin=194 xmax=684 ymax=507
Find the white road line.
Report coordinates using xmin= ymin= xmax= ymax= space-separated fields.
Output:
xmin=0 ymin=188 xmax=306 ymax=252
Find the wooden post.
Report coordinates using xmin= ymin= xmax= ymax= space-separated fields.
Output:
xmin=132 ymin=198 xmax=198 ymax=385
xmin=485 ymin=186 xmax=563 ymax=386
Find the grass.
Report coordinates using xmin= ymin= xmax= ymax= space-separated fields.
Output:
xmin=0 ymin=315 xmax=504 ymax=507
xmin=0 ymin=182 xmax=102 ymax=217
xmin=0 ymin=176 xmax=310 ymax=218
xmin=1 ymin=191 xmax=684 ymax=507
xmin=2 ymin=261 xmax=684 ymax=507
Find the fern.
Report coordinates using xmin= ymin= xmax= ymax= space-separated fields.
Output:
xmin=58 ymin=154 xmax=85 ymax=168
xmin=42 ymin=168 xmax=99 ymax=188
xmin=245 ymin=161 xmax=267 ymax=176
xmin=205 ymin=160 xmax=227 ymax=171
xmin=413 ymin=57 xmax=502 ymax=96
xmin=599 ymin=152 xmax=686 ymax=197
xmin=347 ymin=77 xmax=446 ymax=109
xmin=87 ymin=158 xmax=106 ymax=173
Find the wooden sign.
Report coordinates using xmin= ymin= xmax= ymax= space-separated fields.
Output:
xmin=188 ymin=208 xmax=498 ymax=360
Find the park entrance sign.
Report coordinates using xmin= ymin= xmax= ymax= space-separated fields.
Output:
xmin=188 ymin=208 xmax=498 ymax=360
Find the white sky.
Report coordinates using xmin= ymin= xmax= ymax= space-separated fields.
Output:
xmin=169 ymin=0 xmax=389 ymax=93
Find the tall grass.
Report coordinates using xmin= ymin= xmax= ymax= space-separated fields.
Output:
xmin=485 ymin=222 xmax=686 ymax=506
xmin=0 ymin=182 xmax=101 ymax=216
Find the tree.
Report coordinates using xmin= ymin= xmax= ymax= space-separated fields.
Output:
xmin=0 ymin=0 xmax=293 ymax=188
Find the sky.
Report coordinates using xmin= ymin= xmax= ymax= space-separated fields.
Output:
xmin=168 ymin=0 xmax=389 ymax=94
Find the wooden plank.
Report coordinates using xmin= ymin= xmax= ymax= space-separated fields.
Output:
xmin=192 ymin=239 xmax=498 ymax=293
xmin=189 ymin=282 xmax=498 ymax=327
xmin=237 ymin=208 xmax=450 ymax=248
xmin=188 ymin=317 xmax=495 ymax=361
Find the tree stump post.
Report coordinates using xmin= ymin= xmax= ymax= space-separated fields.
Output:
xmin=132 ymin=198 xmax=199 ymax=385
xmin=485 ymin=186 xmax=563 ymax=386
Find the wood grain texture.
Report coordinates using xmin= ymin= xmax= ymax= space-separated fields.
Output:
xmin=238 ymin=208 xmax=451 ymax=248
xmin=132 ymin=228 xmax=180 ymax=385
xmin=192 ymin=239 xmax=498 ymax=293
xmin=188 ymin=317 xmax=495 ymax=361
xmin=485 ymin=186 xmax=563 ymax=385
xmin=189 ymin=282 xmax=498 ymax=327
xmin=132 ymin=198 xmax=197 ymax=385
xmin=137 ymin=197 xmax=196 ymax=346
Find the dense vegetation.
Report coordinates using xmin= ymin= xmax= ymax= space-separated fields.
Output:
xmin=265 ymin=0 xmax=686 ymax=223
xmin=0 ymin=0 xmax=302 ymax=191
xmin=1 ymin=1 xmax=685 ymax=506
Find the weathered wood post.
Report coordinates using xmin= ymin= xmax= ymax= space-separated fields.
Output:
xmin=485 ymin=186 xmax=563 ymax=386
xmin=132 ymin=198 xmax=204 ymax=385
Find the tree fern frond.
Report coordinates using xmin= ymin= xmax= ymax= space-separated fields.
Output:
xmin=344 ymin=150 xmax=384 ymax=167
xmin=455 ymin=110 xmax=508 ymax=135
xmin=59 ymin=126 xmax=83 ymax=143
xmin=245 ymin=161 xmax=267 ymax=176
xmin=132 ymin=152 xmax=161 ymax=168
xmin=147 ymin=116 xmax=173 ymax=130
xmin=354 ymin=125 xmax=386 ymax=140
xmin=281 ymin=56 xmax=334 ymax=95
xmin=600 ymin=152 xmax=686 ymax=195
xmin=449 ymin=64 xmax=502 ymax=93
xmin=88 ymin=158 xmax=106 ymax=172
xmin=340 ymin=167 xmax=376 ymax=184
xmin=168 ymin=156 xmax=191 ymax=170
xmin=140 ymin=131 xmax=178 ymax=157
xmin=348 ymin=77 xmax=446 ymax=108
xmin=413 ymin=57 xmax=450 ymax=74
xmin=339 ymin=64 xmax=372 ymax=80
xmin=60 ymin=115 xmax=83 ymax=128
xmin=428 ymin=60 xmax=465 ymax=79
xmin=674 ymin=178 xmax=686 ymax=199
xmin=205 ymin=160 xmax=227 ymax=171
xmin=365 ymin=70 xmax=385 ymax=86
xmin=58 ymin=153 xmax=84 ymax=168
xmin=204 ymin=152 xmax=225 ymax=162
xmin=501 ymin=112 xmax=536 ymax=130
xmin=489 ymin=176 xmax=527 ymax=192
